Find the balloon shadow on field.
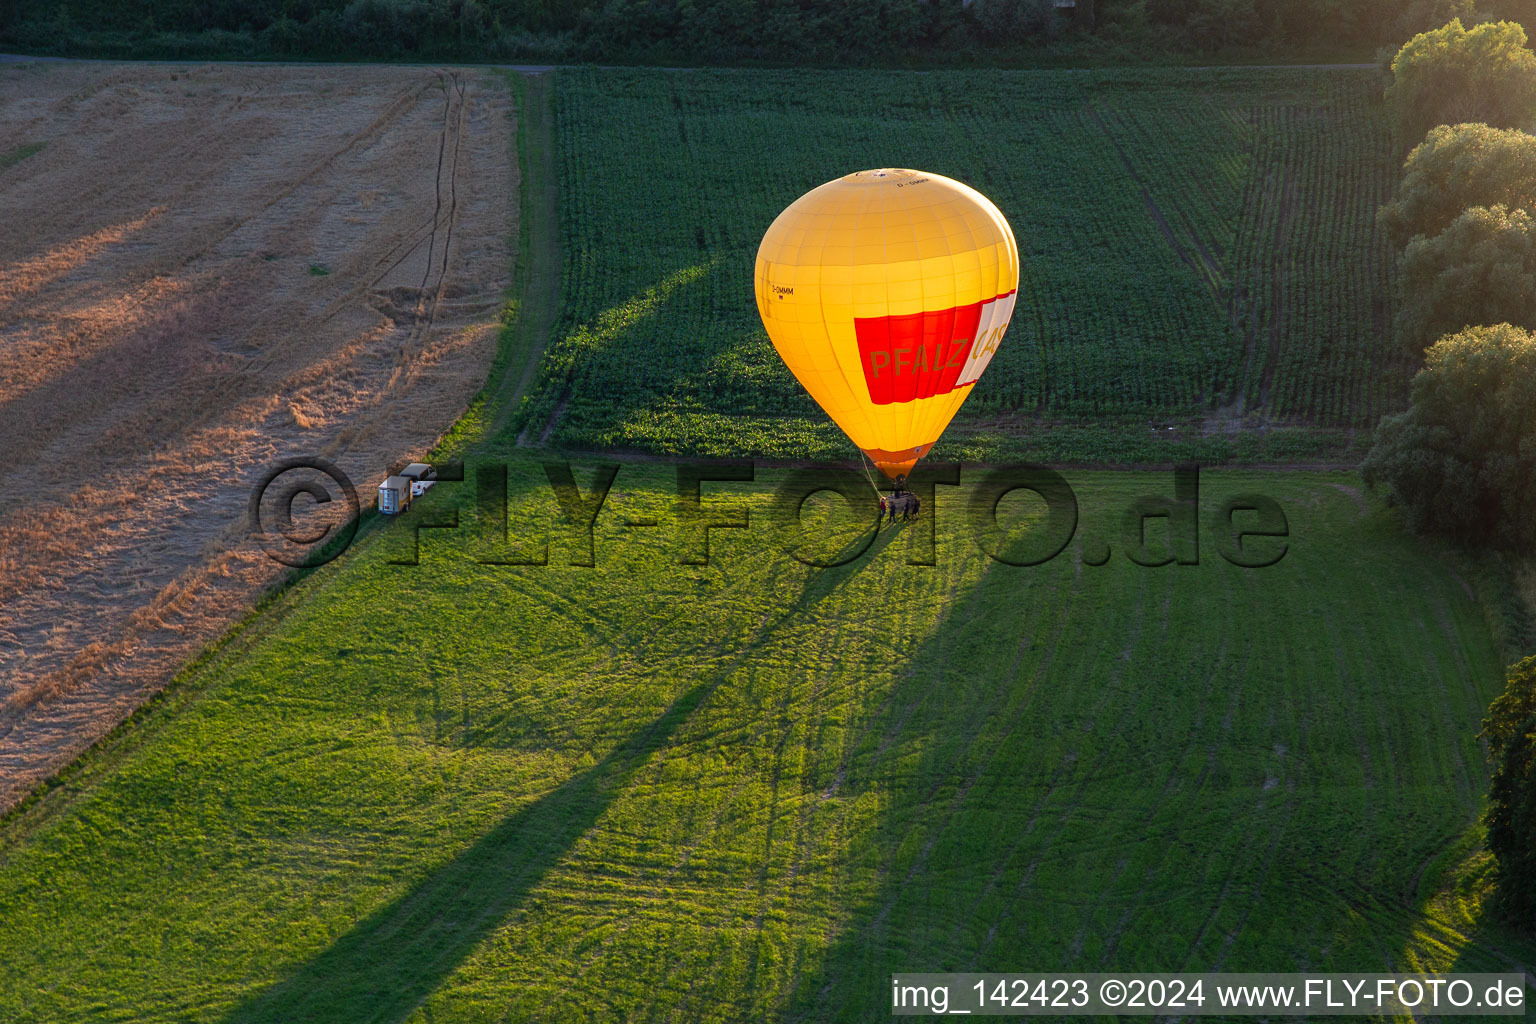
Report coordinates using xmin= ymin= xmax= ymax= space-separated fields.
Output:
xmin=219 ymin=681 xmax=713 ymax=1024
xmin=766 ymin=558 xmax=1044 ymax=1024
xmin=758 ymin=504 xmax=918 ymax=644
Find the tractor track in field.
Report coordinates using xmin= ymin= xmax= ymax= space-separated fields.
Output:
xmin=965 ymin=578 xmax=1157 ymax=968
xmin=792 ymin=566 xmax=1100 ymax=1020
xmin=526 ymin=536 xmax=913 ymax=1008
xmin=493 ymin=71 xmax=562 ymax=443
xmin=0 ymin=74 xmax=448 ymax=492
xmin=164 ymin=69 xmax=476 ymax=462
xmin=0 ymin=62 xmax=516 ymax=812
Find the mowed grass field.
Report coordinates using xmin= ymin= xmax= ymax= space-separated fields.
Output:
xmin=516 ymin=67 xmax=1404 ymax=465
xmin=0 ymin=453 xmax=1527 ymax=1022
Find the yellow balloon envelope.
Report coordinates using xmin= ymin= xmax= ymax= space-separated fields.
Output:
xmin=755 ymin=168 xmax=1019 ymax=480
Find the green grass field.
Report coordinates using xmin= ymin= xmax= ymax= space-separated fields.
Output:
xmin=0 ymin=455 xmax=1529 ymax=1021
xmin=0 ymin=66 xmax=1532 ymax=1022
xmin=515 ymin=67 xmax=1404 ymax=465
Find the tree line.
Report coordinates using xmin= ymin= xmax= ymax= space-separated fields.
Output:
xmin=1361 ymin=16 xmax=1536 ymax=928
xmin=5 ymin=0 xmax=1536 ymax=63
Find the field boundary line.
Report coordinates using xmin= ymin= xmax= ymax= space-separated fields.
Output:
xmin=0 ymin=53 xmax=1379 ymax=72
xmin=0 ymin=511 xmax=397 ymax=852
xmin=489 ymin=70 xmax=561 ymax=441
xmin=509 ymin=443 xmax=1367 ymax=474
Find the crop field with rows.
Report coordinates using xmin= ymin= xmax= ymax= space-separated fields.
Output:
xmin=516 ymin=67 xmax=1404 ymax=463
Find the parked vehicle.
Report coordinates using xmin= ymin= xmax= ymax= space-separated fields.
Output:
xmin=400 ymin=463 xmax=437 ymax=498
xmin=377 ymin=463 xmax=437 ymax=514
xmin=377 ymin=475 xmax=413 ymax=515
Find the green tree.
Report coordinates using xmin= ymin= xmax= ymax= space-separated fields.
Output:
xmin=1363 ymin=324 xmax=1536 ymax=547
xmin=1145 ymin=0 xmax=1264 ymax=49
xmin=1394 ymin=0 xmax=1479 ymax=37
xmin=970 ymin=0 xmax=1062 ymax=43
xmin=1384 ymin=19 xmax=1536 ymax=144
xmin=1395 ymin=204 xmax=1536 ymax=353
xmin=1480 ymin=0 xmax=1536 ymax=27
xmin=1483 ymin=656 xmax=1536 ymax=926
xmin=1379 ymin=123 xmax=1536 ymax=245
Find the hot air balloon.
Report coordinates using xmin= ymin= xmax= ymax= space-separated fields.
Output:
xmin=754 ymin=168 xmax=1019 ymax=482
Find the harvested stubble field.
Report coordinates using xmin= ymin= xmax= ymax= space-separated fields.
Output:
xmin=0 ymin=62 xmax=516 ymax=810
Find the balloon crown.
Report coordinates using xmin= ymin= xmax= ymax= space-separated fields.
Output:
xmin=843 ymin=168 xmax=924 ymax=184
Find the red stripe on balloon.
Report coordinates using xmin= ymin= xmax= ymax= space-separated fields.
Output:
xmin=855 ymin=294 xmax=998 ymax=406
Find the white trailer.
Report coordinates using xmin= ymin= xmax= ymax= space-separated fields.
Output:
xmin=377 ymin=463 xmax=437 ymax=515
xmin=377 ymin=474 xmax=413 ymax=515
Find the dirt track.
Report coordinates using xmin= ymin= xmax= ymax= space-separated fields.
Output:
xmin=0 ymin=63 xmax=516 ymax=810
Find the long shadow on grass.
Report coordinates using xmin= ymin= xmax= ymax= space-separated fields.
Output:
xmin=766 ymin=478 xmax=1526 ymax=1022
xmin=787 ymin=515 xmax=904 ymax=614
xmin=767 ymin=534 xmax=1286 ymax=1020
xmin=221 ymin=681 xmax=713 ymax=1024
xmin=767 ymin=556 xmax=1070 ymax=1023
